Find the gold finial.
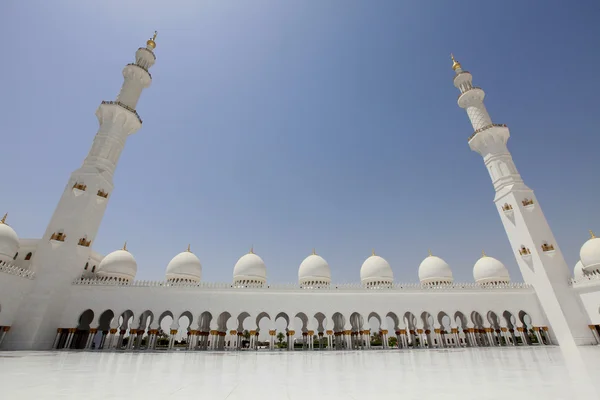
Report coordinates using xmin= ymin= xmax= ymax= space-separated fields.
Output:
xmin=147 ymin=31 xmax=158 ymax=49
xmin=249 ymin=245 xmax=254 ymax=254
xmin=0 ymin=213 xmax=6 ymax=224
xmin=122 ymin=241 xmax=128 ymax=251
xmin=372 ymin=249 xmax=376 ymax=256
xmin=450 ymin=53 xmax=462 ymax=71
xmin=428 ymin=249 xmax=433 ymax=257
xmin=312 ymin=248 xmax=316 ymax=255
xmin=590 ymin=230 xmax=596 ymax=239
xmin=482 ymin=250 xmax=487 ymax=257
xmin=187 ymin=244 xmax=191 ymax=252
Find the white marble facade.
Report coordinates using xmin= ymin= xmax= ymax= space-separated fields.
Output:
xmin=1 ymin=39 xmax=600 ymax=352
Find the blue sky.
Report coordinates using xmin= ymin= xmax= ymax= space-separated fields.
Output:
xmin=1 ymin=0 xmax=599 ymax=284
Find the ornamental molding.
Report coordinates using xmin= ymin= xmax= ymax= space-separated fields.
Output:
xmin=72 ymin=278 xmax=533 ymax=292
xmin=0 ymin=261 xmax=35 ymax=279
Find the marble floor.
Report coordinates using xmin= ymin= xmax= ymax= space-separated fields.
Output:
xmin=1 ymin=347 xmax=599 ymax=399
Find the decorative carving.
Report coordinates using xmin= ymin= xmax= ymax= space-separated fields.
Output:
xmin=519 ymin=246 xmax=531 ymax=256
xmin=101 ymin=101 xmax=142 ymax=124
xmin=73 ymin=182 xmax=87 ymax=191
xmin=502 ymin=203 xmax=513 ymax=211
xmin=522 ymin=198 xmax=534 ymax=207
xmin=97 ymin=189 xmax=109 ymax=199
xmin=50 ymin=232 xmax=66 ymax=242
xmin=78 ymin=237 xmax=91 ymax=247
xmin=541 ymin=243 xmax=555 ymax=252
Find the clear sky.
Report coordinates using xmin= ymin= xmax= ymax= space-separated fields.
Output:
xmin=2 ymin=0 xmax=600 ymax=285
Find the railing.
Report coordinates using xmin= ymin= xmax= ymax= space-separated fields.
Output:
xmin=73 ymin=277 xmax=531 ymax=291
xmin=570 ymin=273 xmax=600 ymax=287
xmin=100 ymin=101 xmax=142 ymax=124
xmin=126 ymin=63 xmax=152 ymax=78
xmin=468 ymin=123 xmax=508 ymax=142
xmin=457 ymin=86 xmax=482 ymax=100
xmin=0 ymin=261 xmax=35 ymax=279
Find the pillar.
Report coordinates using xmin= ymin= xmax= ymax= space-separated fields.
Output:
xmin=0 ymin=326 xmax=10 ymax=348
xmin=52 ymin=328 xmax=62 ymax=349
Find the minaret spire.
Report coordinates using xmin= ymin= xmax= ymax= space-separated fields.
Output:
xmin=452 ymin=57 xmax=595 ymax=347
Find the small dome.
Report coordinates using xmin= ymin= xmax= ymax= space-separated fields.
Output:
xmin=97 ymin=243 xmax=137 ymax=282
xmin=580 ymin=231 xmax=600 ymax=273
xmin=574 ymin=260 xmax=585 ymax=280
xmin=233 ymin=249 xmax=267 ymax=285
xmin=166 ymin=246 xmax=201 ymax=283
xmin=0 ymin=214 xmax=19 ymax=263
xmin=418 ymin=252 xmax=453 ymax=285
xmin=473 ymin=252 xmax=510 ymax=285
xmin=299 ymin=250 xmax=331 ymax=286
xmin=360 ymin=251 xmax=393 ymax=287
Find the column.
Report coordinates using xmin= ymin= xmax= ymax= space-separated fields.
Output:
xmin=86 ymin=328 xmax=97 ymax=349
xmin=588 ymin=325 xmax=600 ymax=344
xmin=533 ymin=327 xmax=544 ymax=345
xmin=0 ymin=326 xmax=10 ymax=347
xmin=52 ymin=328 xmax=62 ymax=349
xmin=168 ymin=329 xmax=177 ymax=350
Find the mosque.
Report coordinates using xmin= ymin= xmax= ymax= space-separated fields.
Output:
xmin=1 ymin=34 xmax=600 ymax=352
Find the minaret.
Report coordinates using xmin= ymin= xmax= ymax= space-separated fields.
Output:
xmin=451 ymin=54 xmax=594 ymax=346
xmin=2 ymin=34 xmax=158 ymax=350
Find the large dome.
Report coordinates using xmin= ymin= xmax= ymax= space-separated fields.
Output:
xmin=574 ymin=260 xmax=585 ymax=280
xmin=166 ymin=245 xmax=202 ymax=283
xmin=298 ymin=250 xmax=331 ymax=286
xmin=580 ymin=231 xmax=600 ymax=273
xmin=0 ymin=214 xmax=19 ymax=263
xmin=97 ymin=243 xmax=137 ymax=282
xmin=360 ymin=251 xmax=393 ymax=287
xmin=233 ymin=249 xmax=267 ymax=286
xmin=418 ymin=252 xmax=453 ymax=285
xmin=473 ymin=252 xmax=510 ymax=285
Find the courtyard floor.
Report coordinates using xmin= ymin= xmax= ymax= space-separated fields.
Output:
xmin=0 ymin=346 xmax=598 ymax=399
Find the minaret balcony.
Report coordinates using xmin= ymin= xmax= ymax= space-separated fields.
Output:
xmin=97 ymin=189 xmax=109 ymax=203
xmin=541 ymin=243 xmax=556 ymax=255
xmin=467 ymin=124 xmax=508 ymax=142
xmin=522 ymin=198 xmax=535 ymax=210
xmin=77 ymin=237 xmax=91 ymax=247
xmin=50 ymin=232 xmax=66 ymax=248
xmin=100 ymin=101 xmax=142 ymax=124
xmin=501 ymin=203 xmax=514 ymax=216
xmin=518 ymin=246 xmax=532 ymax=259
xmin=72 ymin=182 xmax=87 ymax=196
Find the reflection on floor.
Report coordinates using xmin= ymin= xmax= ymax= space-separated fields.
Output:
xmin=0 ymin=347 xmax=598 ymax=399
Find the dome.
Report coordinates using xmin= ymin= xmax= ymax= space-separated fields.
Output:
xmin=233 ymin=249 xmax=267 ymax=286
xmin=579 ymin=231 xmax=600 ymax=273
xmin=298 ymin=250 xmax=331 ymax=286
xmin=0 ymin=214 xmax=19 ymax=263
xmin=574 ymin=260 xmax=585 ymax=280
xmin=360 ymin=251 xmax=394 ymax=287
xmin=418 ymin=252 xmax=453 ymax=285
xmin=473 ymin=252 xmax=510 ymax=285
xmin=97 ymin=243 xmax=137 ymax=282
xmin=166 ymin=245 xmax=202 ymax=283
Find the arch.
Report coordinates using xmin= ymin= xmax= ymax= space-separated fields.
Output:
xmin=24 ymin=252 xmax=32 ymax=261
xmin=91 ymin=265 xmax=96 ymax=273
xmin=386 ymin=312 xmax=400 ymax=331
xmin=470 ymin=311 xmax=484 ymax=328
xmin=331 ymin=312 xmax=346 ymax=332
xmin=198 ymin=311 xmax=213 ymax=332
xmin=216 ymin=311 xmax=232 ymax=331
xmin=178 ymin=311 xmax=194 ymax=329
xmin=367 ymin=312 xmax=382 ymax=327
xmin=76 ymin=309 xmax=94 ymax=330
xmin=487 ymin=311 xmax=501 ymax=329
xmin=97 ymin=309 xmax=115 ymax=331
xmin=13 ymin=252 xmax=17 ymax=260
xmin=438 ymin=311 xmax=452 ymax=331
xmin=349 ymin=312 xmax=364 ymax=331
xmin=420 ymin=311 xmax=434 ymax=329
xmin=275 ymin=312 xmax=290 ymax=329
xmin=313 ymin=312 xmax=327 ymax=334
xmin=256 ymin=312 xmax=271 ymax=329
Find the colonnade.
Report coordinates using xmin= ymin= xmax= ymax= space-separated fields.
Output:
xmin=51 ymin=324 xmax=554 ymax=351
